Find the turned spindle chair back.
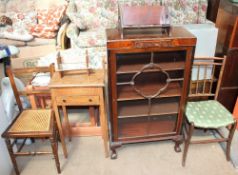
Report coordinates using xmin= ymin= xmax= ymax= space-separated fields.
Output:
xmin=182 ymin=57 xmax=237 ymax=166
xmin=188 ymin=57 xmax=225 ymax=100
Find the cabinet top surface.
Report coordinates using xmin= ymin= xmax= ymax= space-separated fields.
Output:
xmin=49 ymin=70 xmax=105 ymax=88
xmin=106 ymin=26 xmax=196 ymax=42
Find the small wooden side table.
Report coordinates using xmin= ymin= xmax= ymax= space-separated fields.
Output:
xmin=49 ymin=70 xmax=109 ymax=158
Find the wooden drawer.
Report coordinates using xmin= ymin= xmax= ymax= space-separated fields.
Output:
xmin=55 ymin=95 xmax=99 ymax=106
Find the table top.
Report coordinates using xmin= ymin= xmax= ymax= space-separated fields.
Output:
xmin=106 ymin=26 xmax=197 ymax=50
xmin=49 ymin=70 xmax=105 ymax=88
xmin=106 ymin=26 xmax=196 ymax=42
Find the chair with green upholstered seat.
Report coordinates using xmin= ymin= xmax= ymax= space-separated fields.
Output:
xmin=182 ymin=57 xmax=237 ymax=166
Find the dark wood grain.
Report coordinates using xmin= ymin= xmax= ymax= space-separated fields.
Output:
xmin=118 ymin=97 xmax=179 ymax=118
xmin=107 ymin=27 xmax=195 ymax=156
xmin=118 ymin=115 xmax=177 ymax=139
xmin=215 ymin=0 xmax=238 ymax=55
xmin=117 ymin=82 xmax=182 ymax=101
xmin=217 ymin=48 xmax=238 ymax=112
xmin=207 ymin=0 xmax=220 ymax=22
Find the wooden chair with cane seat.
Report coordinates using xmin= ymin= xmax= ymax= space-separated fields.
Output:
xmin=1 ymin=66 xmax=61 ymax=175
xmin=182 ymin=57 xmax=237 ymax=166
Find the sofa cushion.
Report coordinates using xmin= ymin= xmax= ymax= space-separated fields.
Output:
xmin=161 ymin=0 xmax=200 ymax=24
xmin=118 ymin=0 xmax=159 ymax=6
xmin=0 ymin=0 xmax=6 ymax=13
xmin=31 ymin=30 xmax=57 ymax=39
xmin=36 ymin=0 xmax=67 ymax=10
xmin=87 ymin=47 xmax=107 ymax=69
xmin=198 ymin=0 xmax=208 ymax=23
xmin=0 ymin=11 xmax=36 ymax=41
xmin=6 ymin=11 xmax=37 ymax=30
xmin=72 ymin=0 xmax=160 ymax=30
xmin=74 ymin=0 xmax=118 ymax=29
xmin=27 ymin=38 xmax=56 ymax=46
xmin=161 ymin=0 xmax=208 ymax=24
xmin=30 ymin=5 xmax=67 ymax=39
xmin=76 ymin=30 xmax=106 ymax=48
xmin=0 ymin=38 xmax=25 ymax=47
xmin=2 ymin=30 xmax=33 ymax=41
xmin=0 ymin=37 xmax=55 ymax=47
xmin=6 ymin=0 xmax=35 ymax=13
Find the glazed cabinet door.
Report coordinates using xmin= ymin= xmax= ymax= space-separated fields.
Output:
xmin=108 ymin=49 xmax=191 ymax=142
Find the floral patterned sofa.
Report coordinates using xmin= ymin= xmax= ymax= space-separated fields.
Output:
xmin=65 ymin=0 xmax=217 ymax=67
xmin=0 ymin=0 xmax=68 ymax=49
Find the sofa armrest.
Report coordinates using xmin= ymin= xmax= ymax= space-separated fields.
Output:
xmin=65 ymin=23 xmax=80 ymax=48
xmin=56 ymin=21 xmax=70 ymax=50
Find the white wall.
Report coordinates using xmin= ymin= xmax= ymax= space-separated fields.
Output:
xmin=0 ymin=97 xmax=13 ymax=175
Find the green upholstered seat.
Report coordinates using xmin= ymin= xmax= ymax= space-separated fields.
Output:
xmin=186 ymin=100 xmax=235 ymax=128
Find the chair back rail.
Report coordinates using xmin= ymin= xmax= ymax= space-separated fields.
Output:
xmin=6 ymin=64 xmax=55 ymax=111
xmin=189 ymin=57 xmax=226 ymax=100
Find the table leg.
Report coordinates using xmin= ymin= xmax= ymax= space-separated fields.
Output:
xmin=89 ymin=106 xmax=96 ymax=126
xmin=39 ymin=96 xmax=46 ymax=108
xmin=62 ymin=105 xmax=72 ymax=141
xmin=99 ymin=89 xmax=109 ymax=157
xmin=53 ymin=101 xmax=68 ymax=158
xmin=26 ymin=85 xmax=37 ymax=109
xmin=28 ymin=95 xmax=37 ymax=109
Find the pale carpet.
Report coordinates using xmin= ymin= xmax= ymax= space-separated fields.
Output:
xmin=10 ymin=136 xmax=238 ymax=175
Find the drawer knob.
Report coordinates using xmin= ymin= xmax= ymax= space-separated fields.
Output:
xmin=89 ymin=99 xmax=92 ymax=102
xmin=63 ymin=99 xmax=66 ymax=103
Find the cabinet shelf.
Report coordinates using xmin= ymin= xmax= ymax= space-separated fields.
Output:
xmin=118 ymin=114 xmax=177 ymax=139
xmin=118 ymin=97 xmax=179 ymax=118
xmin=117 ymin=61 xmax=185 ymax=74
xmin=117 ymin=82 xmax=182 ymax=101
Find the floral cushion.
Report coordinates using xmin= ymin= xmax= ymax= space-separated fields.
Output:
xmin=6 ymin=11 xmax=37 ymax=31
xmin=74 ymin=0 xmax=118 ymax=29
xmin=76 ymin=30 xmax=106 ymax=48
xmin=0 ymin=11 xmax=36 ymax=41
xmin=0 ymin=0 xmax=7 ymax=13
xmin=87 ymin=47 xmax=107 ymax=69
xmin=186 ymin=100 xmax=235 ymax=128
xmin=31 ymin=29 xmax=57 ymax=39
xmin=68 ymin=0 xmax=209 ymax=31
xmin=198 ymin=0 xmax=208 ymax=23
xmin=6 ymin=0 xmax=35 ymax=13
xmin=30 ymin=5 xmax=67 ymax=38
xmin=118 ymin=0 xmax=159 ymax=6
xmin=66 ymin=1 xmax=87 ymax=30
xmin=161 ymin=0 xmax=199 ymax=24
xmin=72 ymin=0 xmax=160 ymax=30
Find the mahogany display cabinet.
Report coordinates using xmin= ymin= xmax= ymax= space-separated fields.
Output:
xmin=106 ymin=27 xmax=196 ymax=158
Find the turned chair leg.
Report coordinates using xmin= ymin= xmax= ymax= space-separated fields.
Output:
xmin=50 ymin=129 xmax=61 ymax=174
xmin=182 ymin=122 xmax=194 ymax=167
xmin=226 ymin=121 xmax=237 ymax=161
xmin=5 ymin=138 xmax=20 ymax=175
